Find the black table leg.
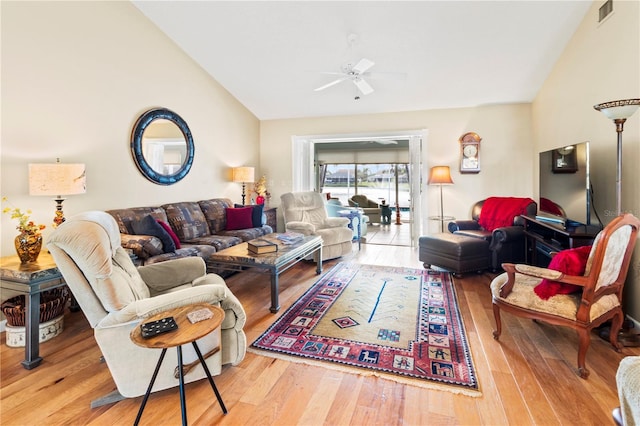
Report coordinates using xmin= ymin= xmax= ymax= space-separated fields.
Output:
xmin=134 ymin=348 xmax=167 ymax=426
xmin=22 ymin=292 xmax=42 ymax=369
xmin=192 ymin=341 xmax=227 ymax=414
xmin=176 ymin=346 xmax=187 ymax=426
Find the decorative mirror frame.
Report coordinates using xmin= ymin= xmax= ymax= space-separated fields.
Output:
xmin=130 ymin=107 xmax=194 ymax=185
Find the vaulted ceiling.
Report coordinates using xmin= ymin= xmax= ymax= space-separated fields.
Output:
xmin=133 ymin=1 xmax=592 ymax=120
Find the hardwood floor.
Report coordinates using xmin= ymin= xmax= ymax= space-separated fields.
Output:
xmin=2 ymin=243 xmax=637 ymax=425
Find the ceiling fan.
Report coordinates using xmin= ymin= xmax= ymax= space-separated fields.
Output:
xmin=314 ymin=58 xmax=377 ymax=96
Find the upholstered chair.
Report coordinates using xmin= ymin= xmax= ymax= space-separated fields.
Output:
xmin=491 ymin=213 xmax=640 ymax=379
xmin=47 ymin=211 xmax=247 ymax=403
xmin=348 ymin=194 xmax=382 ymax=224
xmin=448 ymin=197 xmax=537 ymax=270
xmin=325 ymin=198 xmax=368 ymax=237
xmin=280 ymin=192 xmax=353 ymax=261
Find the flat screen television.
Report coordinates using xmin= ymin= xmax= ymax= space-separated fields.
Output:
xmin=538 ymin=141 xmax=592 ymax=225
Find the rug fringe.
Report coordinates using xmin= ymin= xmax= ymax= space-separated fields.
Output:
xmin=247 ymin=346 xmax=482 ymax=398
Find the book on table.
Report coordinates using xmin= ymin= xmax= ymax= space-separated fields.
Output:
xmin=276 ymin=232 xmax=304 ymax=244
xmin=248 ymin=238 xmax=278 ymax=254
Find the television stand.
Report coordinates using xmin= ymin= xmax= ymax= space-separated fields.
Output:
xmin=521 ymin=215 xmax=601 ymax=267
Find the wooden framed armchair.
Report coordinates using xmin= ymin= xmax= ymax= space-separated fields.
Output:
xmin=490 ymin=213 xmax=640 ymax=378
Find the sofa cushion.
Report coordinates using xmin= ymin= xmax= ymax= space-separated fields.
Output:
xmin=198 ymin=199 xmax=233 ymax=234
xmin=234 ymin=203 xmax=264 ymax=227
xmin=225 ymin=207 xmax=254 ymax=230
xmin=132 ymin=215 xmax=176 ymax=253
xmin=157 ymin=220 xmax=181 ymax=249
xmin=162 ymin=202 xmax=211 ymax=241
xmin=184 ymin=235 xmax=243 ymax=251
xmin=107 ymin=207 xmax=169 ymax=235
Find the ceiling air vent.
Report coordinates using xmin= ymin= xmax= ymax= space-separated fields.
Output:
xmin=599 ymin=0 xmax=613 ymax=22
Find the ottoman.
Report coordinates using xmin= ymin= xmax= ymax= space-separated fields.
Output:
xmin=419 ymin=233 xmax=492 ymax=275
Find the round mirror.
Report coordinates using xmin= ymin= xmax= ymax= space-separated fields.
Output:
xmin=130 ymin=108 xmax=194 ymax=185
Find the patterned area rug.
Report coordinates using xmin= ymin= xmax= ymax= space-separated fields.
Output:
xmin=251 ymin=263 xmax=480 ymax=396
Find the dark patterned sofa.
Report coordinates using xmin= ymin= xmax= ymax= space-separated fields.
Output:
xmin=107 ymin=198 xmax=272 ymax=272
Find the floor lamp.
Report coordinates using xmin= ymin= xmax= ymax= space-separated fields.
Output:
xmin=594 ymin=98 xmax=640 ymax=216
xmin=428 ymin=165 xmax=454 ymax=233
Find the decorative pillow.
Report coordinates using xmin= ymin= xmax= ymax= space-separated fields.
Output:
xmin=226 ymin=207 xmax=254 ymax=230
xmin=534 ymin=245 xmax=592 ymax=300
xmin=157 ymin=220 xmax=181 ymax=249
xmin=234 ymin=203 xmax=264 ymax=227
xmin=132 ymin=215 xmax=176 ymax=253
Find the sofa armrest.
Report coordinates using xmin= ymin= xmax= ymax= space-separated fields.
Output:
xmin=138 ymin=257 xmax=207 ymax=293
xmin=323 ymin=217 xmax=350 ymax=228
xmin=285 ymin=221 xmax=316 ymax=235
xmin=97 ymin=284 xmax=230 ymax=327
xmin=492 ymin=226 xmax=525 ymax=244
xmin=448 ymin=220 xmax=481 ymax=233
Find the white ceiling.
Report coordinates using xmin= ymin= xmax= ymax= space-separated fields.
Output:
xmin=133 ymin=1 xmax=592 ymax=121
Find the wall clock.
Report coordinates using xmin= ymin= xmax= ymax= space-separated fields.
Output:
xmin=459 ymin=132 xmax=481 ymax=173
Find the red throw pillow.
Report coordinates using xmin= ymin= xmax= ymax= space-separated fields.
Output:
xmin=157 ymin=220 xmax=181 ymax=249
xmin=533 ymin=245 xmax=592 ymax=300
xmin=226 ymin=207 xmax=253 ymax=230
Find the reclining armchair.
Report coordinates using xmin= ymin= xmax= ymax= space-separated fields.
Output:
xmin=448 ymin=197 xmax=537 ymax=270
xmin=348 ymin=194 xmax=382 ymax=224
xmin=280 ymin=192 xmax=353 ymax=261
xmin=47 ymin=211 xmax=247 ymax=403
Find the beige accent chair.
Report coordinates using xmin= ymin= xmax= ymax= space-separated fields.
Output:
xmin=348 ymin=194 xmax=381 ymax=224
xmin=613 ymin=356 xmax=640 ymax=426
xmin=280 ymin=192 xmax=353 ymax=261
xmin=491 ymin=213 xmax=640 ymax=379
xmin=47 ymin=211 xmax=247 ymax=403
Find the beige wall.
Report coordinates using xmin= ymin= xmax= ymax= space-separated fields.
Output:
xmin=0 ymin=1 xmax=260 ymax=258
xmin=261 ymin=103 xmax=534 ymax=232
xmin=532 ymin=0 xmax=640 ymax=320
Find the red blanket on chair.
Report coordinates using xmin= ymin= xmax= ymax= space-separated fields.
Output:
xmin=478 ymin=197 xmax=535 ymax=231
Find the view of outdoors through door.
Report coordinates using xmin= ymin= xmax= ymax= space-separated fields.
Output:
xmin=320 ymin=163 xmax=412 ymax=246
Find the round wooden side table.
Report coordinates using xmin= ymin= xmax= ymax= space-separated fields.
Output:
xmin=130 ymin=303 xmax=227 ymax=425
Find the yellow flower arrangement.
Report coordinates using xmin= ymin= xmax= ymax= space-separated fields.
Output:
xmin=2 ymin=197 xmax=46 ymax=236
xmin=254 ymin=175 xmax=268 ymax=197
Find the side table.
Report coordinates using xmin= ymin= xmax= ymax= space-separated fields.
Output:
xmin=130 ymin=303 xmax=227 ymax=426
xmin=0 ymin=252 xmax=67 ymax=369
xmin=429 ymin=215 xmax=455 ymax=234
xmin=337 ymin=209 xmax=362 ymax=249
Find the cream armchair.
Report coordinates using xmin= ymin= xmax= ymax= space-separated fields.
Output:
xmin=280 ymin=192 xmax=353 ymax=261
xmin=47 ymin=211 xmax=247 ymax=403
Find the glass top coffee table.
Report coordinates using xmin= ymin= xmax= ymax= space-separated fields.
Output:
xmin=207 ymin=234 xmax=322 ymax=313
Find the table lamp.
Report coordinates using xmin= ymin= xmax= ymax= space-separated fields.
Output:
xmin=232 ymin=166 xmax=255 ymax=205
xmin=29 ymin=159 xmax=86 ymax=227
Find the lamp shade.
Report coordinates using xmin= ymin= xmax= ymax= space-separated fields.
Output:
xmin=232 ymin=167 xmax=255 ymax=183
xmin=29 ymin=163 xmax=86 ymax=196
xmin=428 ymin=166 xmax=454 ymax=185
xmin=594 ymin=98 xmax=640 ymax=120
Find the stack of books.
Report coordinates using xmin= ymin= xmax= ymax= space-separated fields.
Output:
xmin=276 ymin=232 xmax=304 ymax=245
xmin=247 ymin=238 xmax=278 ymax=254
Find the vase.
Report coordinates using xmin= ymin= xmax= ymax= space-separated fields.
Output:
xmin=14 ymin=232 xmax=43 ymax=263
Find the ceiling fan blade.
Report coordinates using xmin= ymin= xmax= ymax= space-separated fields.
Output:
xmin=314 ymin=77 xmax=349 ymax=92
xmin=363 ymin=71 xmax=407 ymax=81
xmin=352 ymin=58 xmax=375 ymax=74
xmin=353 ymin=77 xmax=374 ymax=95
